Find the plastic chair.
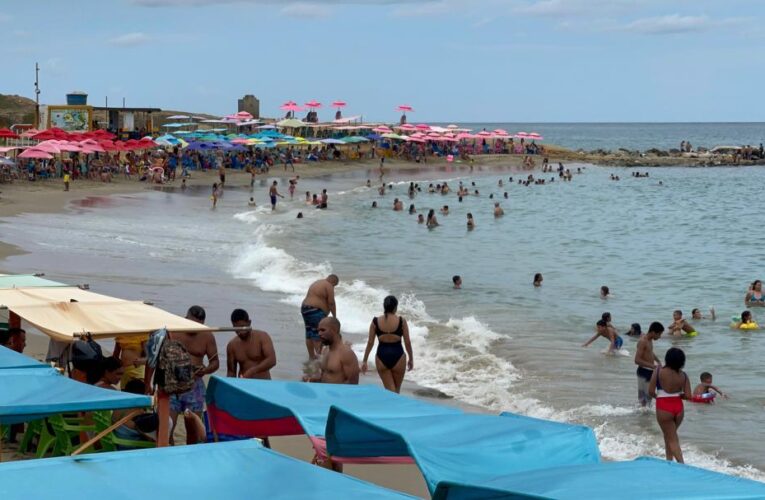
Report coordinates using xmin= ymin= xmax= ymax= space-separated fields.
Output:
xmin=36 ymin=414 xmax=96 ymax=457
xmin=93 ymin=411 xmax=154 ymax=451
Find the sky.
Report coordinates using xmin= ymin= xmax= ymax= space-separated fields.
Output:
xmin=2 ymin=0 xmax=764 ymax=122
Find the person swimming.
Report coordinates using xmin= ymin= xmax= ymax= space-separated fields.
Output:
xmin=466 ymin=213 xmax=475 ymax=230
xmin=533 ymin=273 xmax=543 ymax=287
xmin=625 ymin=323 xmax=642 ymax=337
xmin=600 ymin=285 xmax=610 ymax=299
xmin=745 ymin=280 xmax=765 ymax=307
xmin=668 ymin=310 xmax=698 ymax=337
xmin=691 ymin=307 xmax=716 ymax=321
xmin=732 ymin=310 xmax=759 ymax=329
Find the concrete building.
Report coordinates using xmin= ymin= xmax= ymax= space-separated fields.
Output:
xmin=238 ymin=95 xmax=260 ymax=119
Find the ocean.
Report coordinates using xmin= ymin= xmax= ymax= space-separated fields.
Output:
xmin=2 ymin=160 xmax=765 ymax=481
xmin=442 ymin=122 xmax=765 ymax=151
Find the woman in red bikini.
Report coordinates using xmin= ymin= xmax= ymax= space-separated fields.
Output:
xmin=649 ymin=347 xmax=692 ymax=463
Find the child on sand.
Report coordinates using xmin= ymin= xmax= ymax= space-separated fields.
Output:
xmin=693 ymin=372 xmax=727 ymax=399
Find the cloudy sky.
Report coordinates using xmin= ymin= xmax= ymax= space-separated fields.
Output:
xmin=2 ymin=0 xmax=762 ymax=121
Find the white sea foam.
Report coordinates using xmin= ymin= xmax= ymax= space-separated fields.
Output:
xmin=229 ymin=217 xmax=765 ymax=482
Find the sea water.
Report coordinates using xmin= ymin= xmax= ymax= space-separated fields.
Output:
xmin=2 ymin=164 xmax=764 ymax=480
xmin=445 ymin=122 xmax=765 ymax=151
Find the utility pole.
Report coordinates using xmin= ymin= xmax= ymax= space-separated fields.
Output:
xmin=34 ymin=62 xmax=40 ymax=128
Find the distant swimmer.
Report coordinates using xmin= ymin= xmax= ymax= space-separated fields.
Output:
xmin=533 ymin=273 xmax=543 ymax=287
xmin=301 ymin=275 xmax=339 ymax=359
xmin=667 ymin=310 xmax=698 ymax=337
xmin=248 ymin=197 xmax=257 ymax=207
xmin=731 ymin=310 xmax=759 ymax=330
xmin=498 ymin=179 xmax=504 ymax=187
xmin=691 ymin=307 xmax=715 ymax=321
xmin=366 ymin=179 xmax=371 ymax=187
xmin=582 ymin=319 xmax=623 ymax=354
xmin=634 ymin=322 xmax=664 ymax=407
xmin=693 ymin=372 xmax=727 ymax=400
xmin=452 ymin=275 xmax=462 ymax=289
xmin=297 ymin=212 xmax=303 ymax=219
xmin=305 ymin=191 xmax=312 ymax=204
xmin=393 ymin=198 xmax=403 ymax=211
xmin=408 ymin=204 xmax=416 ymax=214
xmin=493 ymin=203 xmax=504 ymax=217
xmin=503 ymin=192 xmax=508 ymax=199
xmin=371 ymin=201 xmax=378 ymax=208
xmin=745 ymin=280 xmax=765 ymax=307
xmin=649 ymin=347 xmax=691 ymax=463
xmin=466 ymin=212 xmax=475 ymax=230
xmin=269 ymin=180 xmax=284 ymax=211
xmin=417 ymin=214 xmax=424 ymax=224
xmin=600 ymin=286 xmax=610 ymax=299
xmin=625 ymin=323 xmax=642 ymax=337
xmin=440 ymin=205 xmax=449 ymax=215
xmin=426 ymin=209 xmax=439 ymax=228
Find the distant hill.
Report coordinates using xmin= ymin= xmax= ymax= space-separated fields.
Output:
xmin=0 ymin=93 xmax=221 ymax=129
xmin=0 ymin=94 xmax=36 ymax=127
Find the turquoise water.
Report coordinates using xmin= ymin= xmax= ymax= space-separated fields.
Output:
xmin=2 ymin=163 xmax=764 ymax=479
xmin=445 ymin=122 xmax=765 ymax=151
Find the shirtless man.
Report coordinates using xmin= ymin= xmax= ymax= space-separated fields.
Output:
xmin=493 ymin=202 xmax=504 ymax=217
xmin=301 ymin=275 xmax=339 ymax=359
xmin=667 ymin=310 xmax=697 ymax=336
xmin=269 ymin=181 xmax=284 ymax=211
xmin=304 ymin=317 xmax=359 ymax=384
xmin=634 ymin=321 xmax=664 ymax=407
xmin=226 ymin=308 xmax=276 ymax=379
xmin=582 ymin=319 xmax=623 ymax=353
xmin=165 ymin=306 xmax=219 ymax=441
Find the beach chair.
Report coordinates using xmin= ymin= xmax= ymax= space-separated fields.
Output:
xmin=92 ymin=411 xmax=154 ymax=451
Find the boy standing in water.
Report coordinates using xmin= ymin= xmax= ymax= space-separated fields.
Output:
xmin=582 ymin=319 xmax=623 ymax=353
xmin=634 ymin=321 xmax=664 ymax=407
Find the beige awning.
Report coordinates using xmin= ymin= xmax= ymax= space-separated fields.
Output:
xmin=0 ymin=287 xmax=212 ymax=341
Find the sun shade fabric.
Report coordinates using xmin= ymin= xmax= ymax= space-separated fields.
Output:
xmin=0 ymin=366 xmax=151 ymax=424
xmin=0 ymin=440 xmax=417 ymax=500
xmin=0 ymin=287 xmax=213 ymax=341
xmin=206 ymin=377 xmax=461 ymax=438
xmin=0 ymin=346 xmax=49 ymax=370
xmin=326 ymin=409 xmax=600 ymax=495
xmin=431 ymin=457 xmax=765 ymax=500
xmin=0 ymin=274 xmax=68 ymax=289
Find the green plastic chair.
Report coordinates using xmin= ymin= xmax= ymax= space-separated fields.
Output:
xmin=92 ymin=411 xmax=154 ymax=451
xmin=36 ymin=414 xmax=96 ymax=457
xmin=18 ymin=420 xmax=43 ymax=454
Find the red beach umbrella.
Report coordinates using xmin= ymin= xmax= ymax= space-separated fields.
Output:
xmin=305 ymin=100 xmax=322 ymax=109
xmin=331 ymin=101 xmax=347 ymax=109
xmin=0 ymin=128 xmax=19 ymax=139
xmin=396 ymin=105 xmax=414 ymax=113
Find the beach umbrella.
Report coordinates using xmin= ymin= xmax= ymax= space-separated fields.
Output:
xmin=493 ymin=129 xmax=509 ymax=136
xmin=405 ymin=136 xmax=426 ymax=143
xmin=331 ymin=101 xmax=346 ymax=109
xmin=515 ymin=131 xmax=530 ymax=139
xmin=321 ymin=138 xmax=345 ymax=145
xmin=34 ymin=141 xmax=62 ymax=154
xmin=447 ymin=124 xmax=459 ymax=130
xmin=305 ymin=100 xmax=322 ymax=109
xmin=396 ymin=105 xmax=414 ymax=113
xmin=0 ymin=128 xmax=19 ymax=139
xmin=477 ymin=130 xmax=493 ymax=137
xmin=20 ymin=129 xmax=40 ymax=138
xmin=373 ymin=126 xmax=392 ymax=133
xmin=527 ymin=132 xmax=544 ymax=141
xmin=415 ymin=124 xmax=430 ymax=131
xmin=18 ymin=148 xmax=53 ymax=159
xmin=166 ymin=114 xmax=190 ymax=120
xmin=0 ymin=156 xmax=15 ymax=165
xmin=397 ymin=123 xmax=416 ymax=131
xmin=31 ymin=130 xmax=58 ymax=141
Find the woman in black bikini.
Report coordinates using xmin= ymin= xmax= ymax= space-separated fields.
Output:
xmin=361 ymin=295 xmax=414 ymax=393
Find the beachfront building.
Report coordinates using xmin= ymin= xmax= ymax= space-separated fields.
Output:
xmin=238 ymin=94 xmax=260 ymax=119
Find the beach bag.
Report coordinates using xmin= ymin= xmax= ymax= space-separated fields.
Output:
xmin=155 ymin=334 xmax=194 ymax=395
xmin=71 ymin=336 xmax=103 ymax=373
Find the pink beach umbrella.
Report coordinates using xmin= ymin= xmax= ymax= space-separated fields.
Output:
xmin=397 ymin=123 xmax=417 ymax=131
xmin=34 ymin=141 xmax=62 ymax=154
xmin=396 ymin=105 xmax=414 ymax=113
xmin=477 ymin=131 xmax=493 ymax=137
xmin=305 ymin=100 xmax=322 ymax=109
xmin=527 ymin=132 xmax=544 ymax=141
xmin=515 ymin=131 xmax=530 ymax=139
xmin=18 ymin=148 xmax=53 ymax=159
xmin=415 ymin=123 xmax=430 ymax=131
xmin=457 ymin=132 xmax=475 ymax=140
xmin=373 ymin=126 xmax=393 ymax=133
xmin=493 ymin=129 xmax=509 ymax=136
xmin=406 ymin=136 xmax=426 ymax=143
xmin=331 ymin=100 xmax=347 ymax=109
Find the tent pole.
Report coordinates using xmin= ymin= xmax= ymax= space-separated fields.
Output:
xmin=72 ymin=409 xmax=142 ymax=456
xmin=157 ymin=390 xmax=170 ymax=447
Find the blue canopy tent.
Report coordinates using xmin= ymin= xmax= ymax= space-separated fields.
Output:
xmin=0 ymin=352 xmax=151 ymax=425
xmin=326 ymin=408 xmax=600 ymax=495
xmin=206 ymin=377 xmax=460 ymax=461
xmin=0 ymin=440 xmax=416 ymax=500
xmin=0 ymin=346 xmax=49 ymax=371
xmin=431 ymin=457 xmax=765 ymax=500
